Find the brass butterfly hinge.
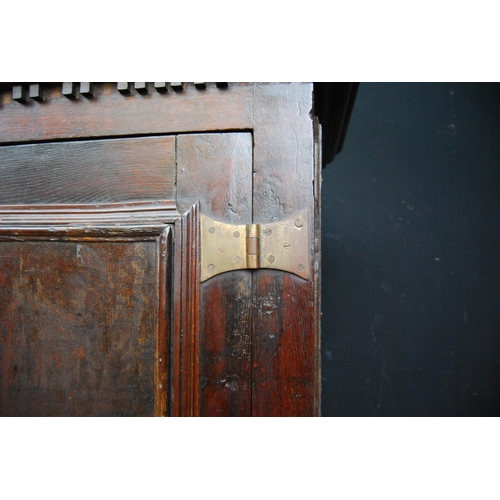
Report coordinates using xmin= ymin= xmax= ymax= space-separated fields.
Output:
xmin=200 ymin=210 xmax=310 ymax=282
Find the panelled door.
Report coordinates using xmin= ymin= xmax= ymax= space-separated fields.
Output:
xmin=0 ymin=83 xmax=320 ymax=416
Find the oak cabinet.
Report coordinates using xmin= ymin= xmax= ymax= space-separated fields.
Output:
xmin=0 ymin=82 xmax=347 ymax=416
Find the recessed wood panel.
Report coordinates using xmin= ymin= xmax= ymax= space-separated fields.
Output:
xmin=0 ymin=136 xmax=175 ymax=205
xmin=0 ymin=238 xmax=165 ymax=417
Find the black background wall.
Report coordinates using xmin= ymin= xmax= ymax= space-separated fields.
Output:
xmin=321 ymin=82 xmax=500 ymax=416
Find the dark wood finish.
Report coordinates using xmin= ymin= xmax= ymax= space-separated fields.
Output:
xmin=0 ymin=136 xmax=175 ymax=205
xmin=314 ymin=82 xmax=359 ymax=166
xmin=0 ymin=83 xmax=253 ymax=144
xmin=177 ymin=133 xmax=253 ymax=416
xmin=0 ymin=231 xmax=170 ymax=416
xmin=171 ymin=204 xmax=201 ymax=416
xmin=0 ymin=124 xmax=177 ymax=417
xmin=0 ymin=82 xmax=348 ymax=417
xmin=0 ymin=203 xmax=178 ymax=229
xmin=252 ymin=83 xmax=318 ymax=416
xmin=313 ymin=117 xmax=323 ymax=413
xmin=155 ymin=227 xmax=171 ymax=417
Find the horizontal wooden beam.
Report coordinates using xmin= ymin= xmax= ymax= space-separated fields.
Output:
xmin=0 ymin=83 xmax=253 ymax=144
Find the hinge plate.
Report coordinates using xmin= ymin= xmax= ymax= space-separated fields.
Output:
xmin=200 ymin=210 xmax=310 ymax=282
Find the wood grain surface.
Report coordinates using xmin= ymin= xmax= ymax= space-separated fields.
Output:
xmin=0 ymin=83 xmax=321 ymax=417
xmin=0 ymin=237 xmax=166 ymax=416
xmin=252 ymin=83 xmax=318 ymax=416
xmin=171 ymin=204 xmax=201 ymax=416
xmin=0 ymin=83 xmax=253 ymax=144
xmin=0 ymin=136 xmax=175 ymax=205
xmin=177 ymin=133 xmax=253 ymax=416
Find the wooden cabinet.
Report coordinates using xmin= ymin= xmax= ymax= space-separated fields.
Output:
xmin=0 ymin=82 xmax=338 ymax=416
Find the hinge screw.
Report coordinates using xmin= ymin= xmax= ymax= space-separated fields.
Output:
xmin=263 ymin=228 xmax=272 ymax=236
xmin=283 ymin=242 xmax=291 ymax=249
xmin=295 ymin=219 xmax=303 ymax=228
xmin=268 ymin=255 xmax=276 ymax=264
xmin=298 ymin=264 xmax=305 ymax=272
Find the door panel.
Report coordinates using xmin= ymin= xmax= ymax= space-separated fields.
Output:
xmin=0 ymin=133 xmax=175 ymax=417
xmin=0 ymin=131 xmax=256 ymax=417
xmin=0 ymin=233 xmax=170 ymax=417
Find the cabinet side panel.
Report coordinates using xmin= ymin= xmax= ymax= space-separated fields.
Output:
xmin=177 ymin=133 xmax=253 ymax=417
xmin=252 ymin=83 xmax=318 ymax=416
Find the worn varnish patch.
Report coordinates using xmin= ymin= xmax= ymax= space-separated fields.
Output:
xmin=0 ymin=240 xmax=158 ymax=416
